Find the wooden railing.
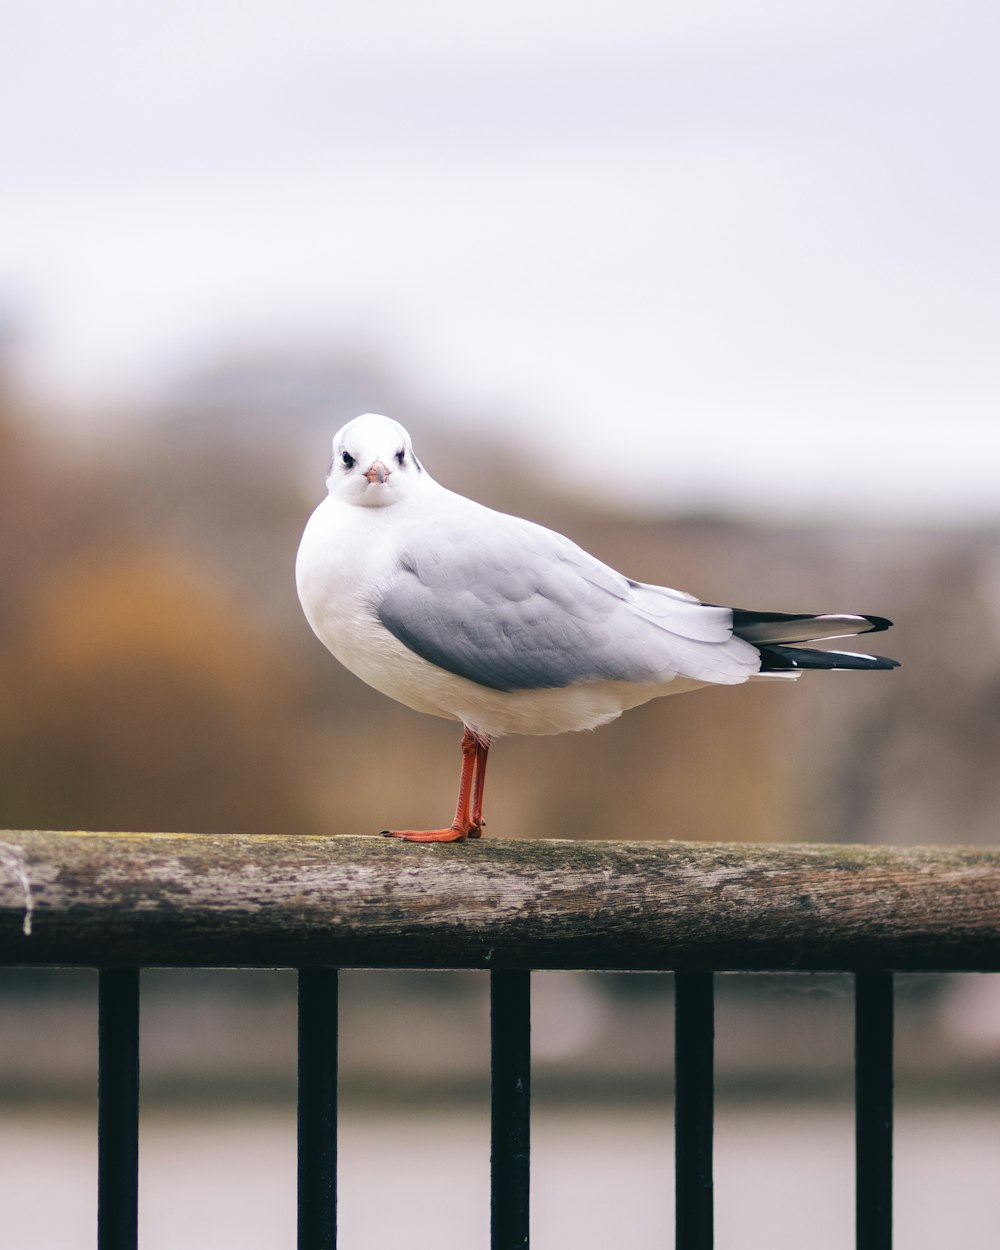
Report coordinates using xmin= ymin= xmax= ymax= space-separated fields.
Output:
xmin=2 ymin=830 xmax=999 ymax=1250
xmin=1 ymin=831 xmax=999 ymax=971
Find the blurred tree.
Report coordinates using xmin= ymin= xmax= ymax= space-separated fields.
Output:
xmin=0 ymin=550 xmax=316 ymax=834
xmin=0 ymin=370 xmax=320 ymax=835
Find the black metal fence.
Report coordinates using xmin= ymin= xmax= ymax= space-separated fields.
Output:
xmin=2 ymin=830 xmax=998 ymax=1250
xmin=94 ymin=965 xmax=892 ymax=1250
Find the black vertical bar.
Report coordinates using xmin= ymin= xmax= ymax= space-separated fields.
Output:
xmin=856 ymin=971 xmax=893 ymax=1250
xmin=675 ymin=971 xmax=714 ymax=1250
xmin=491 ymin=969 xmax=530 ymax=1250
xmin=98 ymin=968 xmax=140 ymax=1250
xmin=298 ymin=968 xmax=339 ymax=1250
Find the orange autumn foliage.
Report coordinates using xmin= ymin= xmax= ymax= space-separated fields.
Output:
xmin=0 ymin=549 xmax=316 ymax=835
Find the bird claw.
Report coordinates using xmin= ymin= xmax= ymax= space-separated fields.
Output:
xmin=380 ymin=825 xmax=472 ymax=843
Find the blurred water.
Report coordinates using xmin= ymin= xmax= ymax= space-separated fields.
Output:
xmin=1 ymin=1102 xmax=997 ymax=1250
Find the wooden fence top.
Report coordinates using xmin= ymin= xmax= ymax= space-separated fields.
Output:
xmin=0 ymin=830 xmax=998 ymax=971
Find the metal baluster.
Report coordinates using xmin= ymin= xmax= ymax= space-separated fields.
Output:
xmin=298 ymin=968 xmax=339 ymax=1250
xmin=491 ymin=969 xmax=531 ymax=1250
xmin=856 ymin=972 xmax=893 ymax=1250
xmin=98 ymin=968 xmax=140 ymax=1250
xmin=675 ymin=971 xmax=714 ymax=1250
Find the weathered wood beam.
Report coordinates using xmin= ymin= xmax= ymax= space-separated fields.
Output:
xmin=0 ymin=830 xmax=998 ymax=971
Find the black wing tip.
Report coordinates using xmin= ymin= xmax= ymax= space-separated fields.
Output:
xmin=730 ymin=609 xmax=894 ymax=636
xmin=758 ymin=644 xmax=900 ymax=672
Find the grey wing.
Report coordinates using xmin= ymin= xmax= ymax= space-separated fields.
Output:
xmin=376 ymin=515 xmax=758 ymax=692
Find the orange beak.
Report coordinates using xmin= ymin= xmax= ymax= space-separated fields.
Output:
xmin=363 ymin=460 xmax=390 ymax=485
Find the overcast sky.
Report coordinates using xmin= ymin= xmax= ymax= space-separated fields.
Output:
xmin=1 ymin=1 xmax=998 ymax=519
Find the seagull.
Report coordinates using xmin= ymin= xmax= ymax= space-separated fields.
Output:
xmin=296 ymin=413 xmax=899 ymax=843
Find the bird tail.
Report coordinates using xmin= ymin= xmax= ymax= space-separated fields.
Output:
xmin=730 ymin=609 xmax=899 ymax=673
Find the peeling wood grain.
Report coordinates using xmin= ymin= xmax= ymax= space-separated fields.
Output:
xmin=0 ymin=830 xmax=998 ymax=971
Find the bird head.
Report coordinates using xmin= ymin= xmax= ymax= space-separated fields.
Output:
xmin=326 ymin=413 xmax=425 ymax=508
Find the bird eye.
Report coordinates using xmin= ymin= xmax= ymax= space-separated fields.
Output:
xmin=341 ymin=451 xmax=355 ymax=468
xmin=395 ymin=449 xmax=406 ymax=466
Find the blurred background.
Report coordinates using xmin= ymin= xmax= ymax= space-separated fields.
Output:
xmin=1 ymin=1 xmax=999 ymax=1246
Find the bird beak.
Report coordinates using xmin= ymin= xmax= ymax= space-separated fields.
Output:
xmin=363 ymin=460 xmax=390 ymax=485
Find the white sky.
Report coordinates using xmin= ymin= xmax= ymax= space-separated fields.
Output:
xmin=1 ymin=0 xmax=998 ymax=519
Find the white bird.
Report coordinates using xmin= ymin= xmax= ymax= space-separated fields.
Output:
xmin=296 ymin=413 xmax=898 ymax=842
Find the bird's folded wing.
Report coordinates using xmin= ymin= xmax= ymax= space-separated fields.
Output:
xmin=375 ymin=516 xmax=758 ymax=692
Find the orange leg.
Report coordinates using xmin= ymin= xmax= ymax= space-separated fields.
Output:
xmin=467 ymin=732 xmax=489 ymax=837
xmin=382 ymin=727 xmax=492 ymax=843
